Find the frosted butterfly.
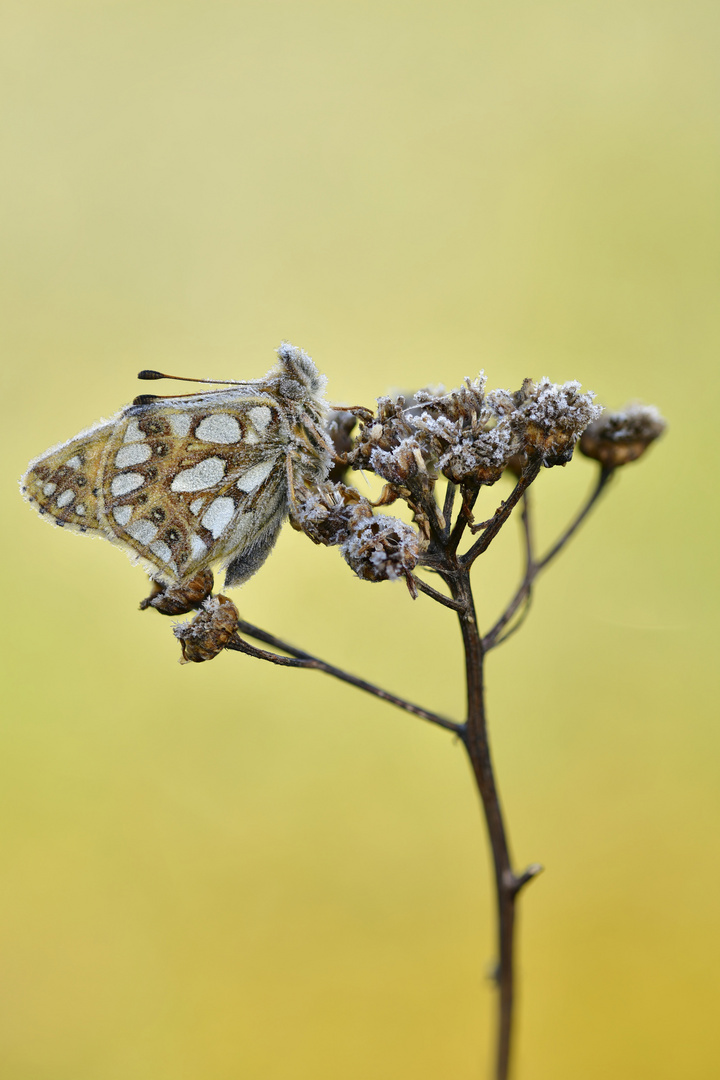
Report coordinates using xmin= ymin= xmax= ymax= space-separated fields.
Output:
xmin=21 ymin=343 xmax=333 ymax=589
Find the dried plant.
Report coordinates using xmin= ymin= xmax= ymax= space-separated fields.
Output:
xmin=22 ymin=346 xmax=666 ymax=1079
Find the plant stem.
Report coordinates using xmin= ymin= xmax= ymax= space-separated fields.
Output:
xmin=448 ymin=567 xmax=539 ymax=1080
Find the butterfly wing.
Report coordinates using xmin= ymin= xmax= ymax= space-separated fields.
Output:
xmin=99 ymin=394 xmax=289 ymax=585
xmin=21 ymin=416 xmax=118 ymax=536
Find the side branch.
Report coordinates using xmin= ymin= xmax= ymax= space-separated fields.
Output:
xmin=484 ymin=465 xmax=613 ymax=650
xmin=535 ymin=465 xmax=613 ymax=571
xmin=225 ymin=622 xmax=464 ymax=736
xmin=461 ymin=460 xmax=542 ymax=568
xmin=411 ymin=574 xmax=465 ymax=611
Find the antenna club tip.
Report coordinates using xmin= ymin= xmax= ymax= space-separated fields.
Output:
xmin=137 ymin=370 xmax=166 ymax=381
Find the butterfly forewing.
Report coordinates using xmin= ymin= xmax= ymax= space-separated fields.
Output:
xmin=100 ymin=395 xmax=289 ymax=584
xmin=22 ymin=419 xmax=116 ymax=535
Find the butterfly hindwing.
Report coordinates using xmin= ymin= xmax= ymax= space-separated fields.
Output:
xmin=22 ymin=417 xmax=117 ymax=536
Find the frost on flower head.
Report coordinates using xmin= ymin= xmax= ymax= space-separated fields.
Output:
xmin=291 ymin=481 xmax=373 ymax=547
xmin=407 ymin=376 xmax=519 ymax=486
xmin=349 ymin=375 xmax=521 ymax=488
xmin=174 ymin=595 xmax=240 ymax=664
xmin=512 ymin=378 xmax=602 ymax=467
xmin=580 ymin=403 xmax=666 ymax=469
xmin=291 ymin=481 xmax=423 ymax=584
xmin=340 ymin=515 xmax=421 ymax=582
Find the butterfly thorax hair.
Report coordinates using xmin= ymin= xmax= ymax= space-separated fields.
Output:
xmin=21 ymin=343 xmax=334 ymax=590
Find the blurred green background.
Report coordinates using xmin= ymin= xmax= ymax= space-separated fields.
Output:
xmin=1 ymin=2 xmax=718 ymax=1077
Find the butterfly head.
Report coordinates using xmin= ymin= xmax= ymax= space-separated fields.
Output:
xmin=275 ymin=342 xmax=327 ymax=401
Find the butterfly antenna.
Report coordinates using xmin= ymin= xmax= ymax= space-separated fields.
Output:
xmin=137 ymin=370 xmax=246 ymax=386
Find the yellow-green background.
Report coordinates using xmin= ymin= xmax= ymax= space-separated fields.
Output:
xmin=1 ymin=2 xmax=717 ymax=1077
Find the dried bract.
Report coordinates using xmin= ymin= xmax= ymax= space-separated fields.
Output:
xmin=340 ymin=514 xmax=421 ymax=582
xmin=325 ymin=410 xmax=359 ymax=483
xmin=580 ymin=403 xmax=666 ymax=469
xmin=174 ymin=594 xmax=240 ymax=663
xmin=140 ymin=568 xmax=215 ymax=615
xmin=512 ymin=378 xmax=602 ymax=467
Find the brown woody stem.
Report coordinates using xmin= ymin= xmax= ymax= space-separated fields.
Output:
xmin=446 ymin=566 xmax=538 ymax=1080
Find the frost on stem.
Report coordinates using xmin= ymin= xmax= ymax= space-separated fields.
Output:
xmin=580 ymin=403 xmax=667 ymax=469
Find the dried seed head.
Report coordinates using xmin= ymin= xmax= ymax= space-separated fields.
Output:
xmin=174 ymin=594 xmax=240 ymax=663
xmin=340 ymin=514 xmax=421 ymax=582
xmin=140 ymin=568 xmax=215 ymax=615
xmin=513 ymin=378 xmax=602 ymax=467
xmin=579 ymin=403 xmax=666 ymax=468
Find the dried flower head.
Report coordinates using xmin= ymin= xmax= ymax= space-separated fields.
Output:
xmin=348 ymin=396 xmax=429 ymax=485
xmin=579 ymin=403 xmax=666 ymax=469
xmin=348 ymin=377 xmax=522 ymax=489
xmin=512 ymin=378 xmax=602 ymax=467
xmin=340 ymin=514 xmax=421 ymax=582
xmin=174 ymin=594 xmax=240 ymax=663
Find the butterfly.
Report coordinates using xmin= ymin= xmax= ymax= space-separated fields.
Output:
xmin=21 ymin=343 xmax=333 ymax=590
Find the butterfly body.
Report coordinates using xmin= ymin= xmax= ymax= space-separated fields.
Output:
xmin=22 ymin=344 xmax=332 ymax=588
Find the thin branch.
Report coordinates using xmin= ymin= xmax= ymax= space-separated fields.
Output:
xmin=446 ymin=485 xmax=480 ymax=553
xmin=225 ymin=622 xmax=464 ymax=736
xmin=462 ymin=460 xmax=542 ymax=568
xmin=483 ymin=465 xmax=613 ymax=650
xmin=535 ymin=465 xmax=613 ymax=571
xmin=411 ymin=574 xmax=465 ymax=611
xmin=491 ymin=590 xmax=533 ymax=649
xmin=510 ymin=863 xmax=544 ymax=897
xmin=483 ymin=492 xmax=536 ymax=650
